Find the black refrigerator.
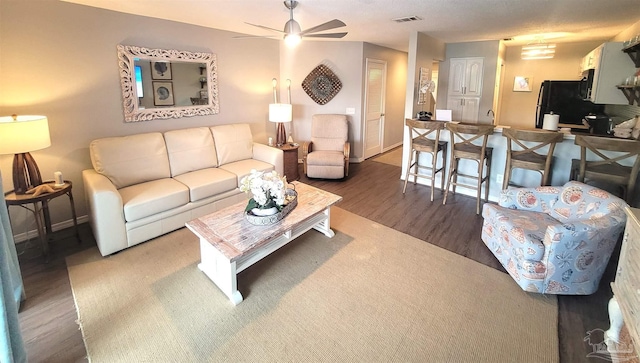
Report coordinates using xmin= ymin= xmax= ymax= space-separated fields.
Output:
xmin=535 ymin=80 xmax=604 ymax=129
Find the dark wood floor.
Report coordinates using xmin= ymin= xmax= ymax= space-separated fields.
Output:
xmin=17 ymin=153 xmax=618 ymax=362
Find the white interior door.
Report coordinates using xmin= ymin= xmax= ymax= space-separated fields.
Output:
xmin=364 ymin=59 xmax=387 ymax=159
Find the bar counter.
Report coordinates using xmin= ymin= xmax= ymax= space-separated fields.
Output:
xmin=400 ymin=123 xmax=636 ymax=204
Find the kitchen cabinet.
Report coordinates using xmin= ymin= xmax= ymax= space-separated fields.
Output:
xmin=448 ymin=58 xmax=484 ymax=97
xmin=447 ymin=57 xmax=483 ymax=123
xmin=447 ymin=96 xmax=480 ymax=123
xmin=583 ymin=42 xmax=635 ymax=105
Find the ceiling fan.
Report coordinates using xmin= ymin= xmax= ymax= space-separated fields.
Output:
xmin=237 ymin=0 xmax=347 ymax=46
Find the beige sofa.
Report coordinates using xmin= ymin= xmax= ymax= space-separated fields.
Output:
xmin=82 ymin=124 xmax=283 ymax=256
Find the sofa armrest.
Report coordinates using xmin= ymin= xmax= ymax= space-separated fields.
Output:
xmin=82 ymin=169 xmax=128 ymax=256
xmin=252 ymin=142 xmax=283 ymax=176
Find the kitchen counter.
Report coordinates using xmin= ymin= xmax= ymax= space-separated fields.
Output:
xmin=401 ymin=124 xmax=635 ymax=203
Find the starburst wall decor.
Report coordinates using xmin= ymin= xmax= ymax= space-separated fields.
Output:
xmin=301 ymin=64 xmax=342 ymax=105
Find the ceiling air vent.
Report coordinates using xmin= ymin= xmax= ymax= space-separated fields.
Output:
xmin=392 ymin=16 xmax=423 ymax=23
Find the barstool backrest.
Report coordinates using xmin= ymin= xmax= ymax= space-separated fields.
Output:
xmin=406 ymin=119 xmax=446 ymax=146
xmin=446 ymin=123 xmax=494 ymax=151
xmin=575 ymin=135 xmax=640 ymax=186
xmin=503 ymin=128 xmax=564 ymax=154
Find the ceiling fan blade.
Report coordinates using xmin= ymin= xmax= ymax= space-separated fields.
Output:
xmin=300 ymin=19 xmax=346 ymax=35
xmin=244 ymin=22 xmax=285 ymax=34
xmin=303 ymin=32 xmax=348 ymax=39
xmin=233 ymin=34 xmax=279 ymax=39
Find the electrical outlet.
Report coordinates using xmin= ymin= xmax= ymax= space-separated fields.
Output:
xmin=496 ymin=174 xmax=504 ymax=183
xmin=346 ymin=107 xmax=356 ymax=115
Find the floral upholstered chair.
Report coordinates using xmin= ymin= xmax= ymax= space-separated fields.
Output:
xmin=481 ymin=181 xmax=627 ymax=295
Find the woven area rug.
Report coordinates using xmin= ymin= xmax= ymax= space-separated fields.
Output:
xmin=371 ymin=146 xmax=403 ymax=167
xmin=67 ymin=207 xmax=558 ymax=362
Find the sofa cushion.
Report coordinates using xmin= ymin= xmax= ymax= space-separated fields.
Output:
xmin=307 ymin=165 xmax=345 ymax=179
xmin=210 ymin=124 xmax=253 ymax=165
xmin=90 ymin=133 xmax=171 ymax=189
xmin=307 ymin=151 xmax=345 ymax=167
xmin=173 ymin=168 xmax=238 ymax=202
xmin=119 ymin=178 xmax=189 ymax=222
xmin=219 ymin=159 xmax=274 ymax=184
xmin=164 ymin=127 xmax=218 ymax=177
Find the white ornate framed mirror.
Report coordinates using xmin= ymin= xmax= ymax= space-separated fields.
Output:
xmin=117 ymin=44 xmax=219 ymax=122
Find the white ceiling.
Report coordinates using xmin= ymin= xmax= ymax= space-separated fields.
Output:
xmin=62 ymin=0 xmax=640 ymax=51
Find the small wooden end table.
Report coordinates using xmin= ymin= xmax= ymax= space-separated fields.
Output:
xmin=277 ymin=143 xmax=300 ymax=181
xmin=4 ymin=180 xmax=80 ymax=261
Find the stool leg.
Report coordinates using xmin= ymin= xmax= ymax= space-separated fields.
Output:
xmin=452 ymin=157 xmax=459 ymax=194
xmin=402 ymin=149 xmax=414 ymax=194
xmin=440 ymin=146 xmax=446 ymax=192
xmin=485 ymin=154 xmax=491 ymax=203
xmin=443 ymin=155 xmax=455 ymax=205
xmin=502 ymin=161 xmax=511 ymax=190
xmin=476 ymin=159 xmax=483 ymax=215
xmin=429 ymin=152 xmax=435 ymax=202
xmin=413 ymin=151 xmax=420 ymax=184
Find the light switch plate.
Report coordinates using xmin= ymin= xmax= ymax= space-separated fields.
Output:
xmin=346 ymin=107 xmax=355 ymax=115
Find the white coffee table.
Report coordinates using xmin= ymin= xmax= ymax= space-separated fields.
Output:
xmin=185 ymin=181 xmax=342 ymax=305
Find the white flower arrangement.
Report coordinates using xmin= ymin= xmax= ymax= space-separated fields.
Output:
xmin=239 ymin=170 xmax=288 ymax=213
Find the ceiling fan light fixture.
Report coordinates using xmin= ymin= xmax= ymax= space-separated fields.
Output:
xmin=240 ymin=0 xmax=346 ymax=45
xmin=284 ymin=33 xmax=301 ymax=47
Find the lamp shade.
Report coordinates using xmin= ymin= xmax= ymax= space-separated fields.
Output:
xmin=269 ymin=103 xmax=292 ymax=123
xmin=0 ymin=115 xmax=51 ymax=154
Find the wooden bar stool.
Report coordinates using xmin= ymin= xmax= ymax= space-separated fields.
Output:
xmin=571 ymin=135 xmax=640 ymax=204
xmin=402 ymin=119 xmax=448 ymax=201
xmin=502 ymin=128 xmax=564 ymax=190
xmin=443 ymin=123 xmax=494 ymax=214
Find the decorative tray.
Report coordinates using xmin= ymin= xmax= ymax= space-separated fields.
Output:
xmin=245 ymin=187 xmax=298 ymax=226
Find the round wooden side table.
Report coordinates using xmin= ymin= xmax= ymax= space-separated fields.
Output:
xmin=4 ymin=180 xmax=80 ymax=261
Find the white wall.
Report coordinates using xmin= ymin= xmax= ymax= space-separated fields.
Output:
xmin=279 ymin=41 xmax=408 ymax=160
xmin=405 ymin=32 xmax=446 ymax=120
xmin=437 ymin=40 xmax=501 ymax=125
xmin=498 ymin=40 xmax=602 ymax=129
xmin=363 ymin=43 xmax=408 ymax=151
xmin=0 ymin=1 xmax=280 ymax=237
xmin=280 ymin=41 xmax=365 ymax=159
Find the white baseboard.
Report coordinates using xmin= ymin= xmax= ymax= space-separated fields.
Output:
xmin=381 ymin=142 xmax=402 ymax=153
xmin=13 ymin=215 xmax=89 ymax=244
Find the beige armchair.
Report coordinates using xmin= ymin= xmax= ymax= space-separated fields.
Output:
xmin=302 ymin=114 xmax=350 ymax=179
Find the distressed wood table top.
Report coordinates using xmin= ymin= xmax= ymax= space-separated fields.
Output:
xmin=186 ymin=181 xmax=342 ymax=261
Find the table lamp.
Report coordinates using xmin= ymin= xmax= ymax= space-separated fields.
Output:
xmin=0 ymin=115 xmax=51 ymax=194
xmin=269 ymin=103 xmax=292 ymax=146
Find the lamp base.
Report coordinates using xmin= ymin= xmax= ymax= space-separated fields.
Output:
xmin=13 ymin=152 xmax=43 ymax=195
xmin=276 ymin=122 xmax=287 ymax=146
